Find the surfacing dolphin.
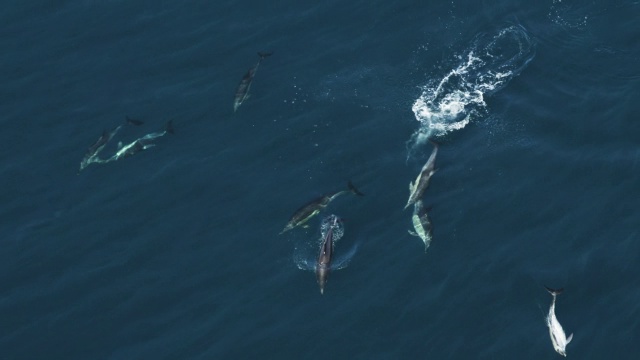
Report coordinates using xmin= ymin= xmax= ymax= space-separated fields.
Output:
xmin=280 ymin=181 xmax=364 ymax=234
xmin=408 ymin=200 xmax=433 ymax=252
xmin=315 ymin=215 xmax=343 ymax=294
xmin=544 ymin=286 xmax=573 ymax=357
xmin=405 ymin=140 xmax=438 ymax=210
xmin=233 ymin=52 xmax=272 ymax=112
xmin=79 ymin=125 xmax=123 ymax=172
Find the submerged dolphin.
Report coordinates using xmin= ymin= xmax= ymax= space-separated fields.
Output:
xmin=545 ymin=286 xmax=573 ymax=357
xmin=125 ymin=116 xmax=144 ymax=126
xmin=408 ymin=200 xmax=433 ymax=252
xmin=280 ymin=181 xmax=364 ymax=234
xmin=316 ymin=215 xmax=343 ymax=294
xmin=79 ymin=125 xmax=122 ymax=172
xmin=233 ymin=52 xmax=272 ymax=112
xmin=405 ymin=141 xmax=438 ymax=209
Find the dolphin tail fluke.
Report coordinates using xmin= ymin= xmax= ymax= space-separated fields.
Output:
xmin=347 ymin=180 xmax=365 ymax=196
xmin=165 ymin=120 xmax=175 ymax=134
xmin=544 ymin=286 xmax=564 ymax=296
xmin=258 ymin=51 xmax=273 ymax=59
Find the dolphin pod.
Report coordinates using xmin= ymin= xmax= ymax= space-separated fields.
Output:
xmin=79 ymin=118 xmax=174 ymax=171
xmin=76 ymin=48 xmax=580 ymax=355
xmin=405 ymin=140 xmax=438 ymax=254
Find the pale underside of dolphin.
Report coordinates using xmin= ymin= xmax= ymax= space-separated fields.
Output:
xmin=545 ymin=286 xmax=573 ymax=357
xmin=408 ymin=200 xmax=432 ymax=252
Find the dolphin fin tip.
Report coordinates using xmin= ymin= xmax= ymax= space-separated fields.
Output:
xmin=347 ymin=180 xmax=364 ymax=196
xmin=166 ymin=120 xmax=175 ymax=134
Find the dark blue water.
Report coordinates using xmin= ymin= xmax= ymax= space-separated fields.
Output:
xmin=2 ymin=1 xmax=639 ymax=358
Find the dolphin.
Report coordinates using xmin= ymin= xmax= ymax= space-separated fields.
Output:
xmin=104 ymin=120 xmax=174 ymax=163
xmin=316 ymin=215 xmax=340 ymax=294
xmin=79 ymin=125 xmax=122 ymax=172
xmin=405 ymin=141 xmax=438 ymax=209
xmin=233 ymin=52 xmax=272 ymax=112
xmin=316 ymin=215 xmax=342 ymax=294
xmin=408 ymin=200 xmax=433 ymax=252
xmin=280 ymin=181 xmax=363 ymax=234
xmin=544 ymin=286 xmax=573 ymax=357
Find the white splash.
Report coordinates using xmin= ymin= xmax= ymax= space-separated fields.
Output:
xmin=409 ymin=25 xmax=535 ymax=150
xmin=319 ymin=214 xmax=344 ymax=246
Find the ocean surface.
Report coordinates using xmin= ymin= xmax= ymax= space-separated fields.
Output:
xmin=1 ymin=0 xmax=639 ymax=359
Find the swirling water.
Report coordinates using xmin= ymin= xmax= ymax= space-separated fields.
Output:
xmin=1 ymin=0 xmax=639 ymax=359
xmin=409 ymin=25 xmax=535 ymax=148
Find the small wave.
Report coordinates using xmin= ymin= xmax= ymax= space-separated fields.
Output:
xmin=409 ymin=25 xmax=535 ymax=150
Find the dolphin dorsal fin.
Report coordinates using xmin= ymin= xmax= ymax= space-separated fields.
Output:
xmin=408 ymin=230 xmax=418 ymax=237
xmin=567 ymin=333 xmax=573 ymax=344
xmin=117 ymin=141 xmax=123 ymax=149
xmin=409 ymin=180 xmax=415 ymax=192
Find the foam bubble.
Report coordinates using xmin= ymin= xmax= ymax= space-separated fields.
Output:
xmin=409 ymin=25 xmax=535 ymax=150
